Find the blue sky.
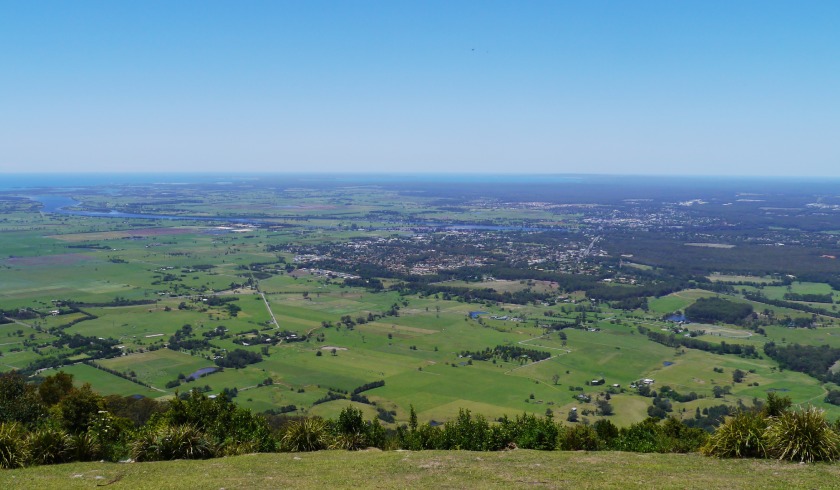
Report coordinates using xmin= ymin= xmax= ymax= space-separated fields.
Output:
xmin=1 ymin=1 xmax=838 ymax=176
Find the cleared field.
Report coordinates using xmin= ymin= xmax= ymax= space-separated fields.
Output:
xmin=99 ymin=349 xmax=215 ymax=390
xmin=41 ymin=363 xmax=164 ymax=398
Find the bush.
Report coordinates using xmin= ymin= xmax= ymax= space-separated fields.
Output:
xmin=327 ymin=407 xmax=387 ymax=450
xmin=440 ymin=409 xmax=493 ymax=451
xmin=593 ymin=419 xmax=619 ymax=446
xmin=280 ymin=418 xmax=330 ymax=452
xmin=160 ymin=391 xmax=276 ymax=453
xmin=0 ymin=422 xmax=29 ymax=469
xmin=612 ymin=418 xmax=665 ymax=453
xmin=765 ymin=406 xmax=840 ymax=462
xmin=702 ymin=411 xmax=768 ymax=458
xmin=72 ymin=431 xmax=103 ymax=462
xmin=131 ymin=424 xmax=213 ymax=461
xmin=559 ymin=424 xmax=600 ymax=451
xmin=397 ymin=407 xmax=443 ymax=451
xmin=87 ymin=410 xmax=134 ymax=461
xmin=659 ymin=417 xmax=707 ymax=453
xmin=26 ymin=425 xmax=74 ymax=465
xmin=499 ymin=413 xmax=559 ymax=450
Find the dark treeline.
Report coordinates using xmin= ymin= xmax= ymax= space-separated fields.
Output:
xmin=67 ymin=297 xmax=157 ymax=308
xmin=639 ymin=326 xmax=759 ymax=358
xmin=743 ymin=292 xmax=840 ymax=319
xmin=460 ymin=345 xmax=552 ymax=363
xmin=604 ymin=232 xmax=840 ymax=276
xmin=352 ymin=380 xmax=385 ymax=395
xmin=763 ymin=342 xmax=840 ymax=384
xmin=783 ymin=293 xmax=833 ymax=303
xmin=684 ymin=297 xmax=754 ymax=325
xmin=214 ymin=348 xmax=262 ymax=369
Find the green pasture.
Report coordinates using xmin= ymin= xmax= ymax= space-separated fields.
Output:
xmin=98 ymin=349 xmax=215 ymax=390
xmin=758 ymin=282 xmax=837 ymax=305
xmin=0 ymin=348 xmax=45 ymax=371
xmin=41 ymin=363 xmax=164 ymax=398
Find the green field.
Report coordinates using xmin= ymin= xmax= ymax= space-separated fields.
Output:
xmin=4 ymin=185 xmax=840 ymax=428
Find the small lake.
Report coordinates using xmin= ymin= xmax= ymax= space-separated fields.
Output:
xmin=187 ymin=367 xmax=219 ymax=380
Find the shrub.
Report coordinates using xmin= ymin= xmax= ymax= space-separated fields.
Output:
xmin=559 ymin=424 xmax=600 ymax=451
xmin=440 ymin=409 xmax=493 ymax=451
xmin=159 ymin=391 xmax=275 ymax=453
xmin=398 ymin=420 xmax=442 ymax=450
xmin=280 ymin=418 xmax=330 ymax=452
xmin=502 ymin=413 xmax=559 ymax=450
xmin=701 ymin=411 xmax=768 ymax=458
xmin=765 ymin=406 xmax=840 ymax=463
xmin=131 ymin=424 xmax=213 ymax=461
xmin=329 ymin=407 xmax=385 ymax=450
xmin=27 ymin=425 xmax=74 ymax=465
xmin=0 ymin=422 xmax=29 ymax=469
xmin=72 ymin=431 xmax=103 ymax=462
xmin=659 ymin=417 xmax=707 ymax=453
xmin=612 ymin=418 xmax=665 ymax=453
xmin=593 ymin=419 xmax=619 ymax=446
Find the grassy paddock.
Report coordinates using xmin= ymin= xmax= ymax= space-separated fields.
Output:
xmin=3 ymin=450 xmax=840 ymax=489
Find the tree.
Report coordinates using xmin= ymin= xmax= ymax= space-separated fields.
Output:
xmin=763 ymin=392 xmax=792 ymax=417
xmin=38 ymin=370 xmax=74 ymax=406
xmin=57 ymin=383 xmax=104 ymax=434
xmin=567 ymin=409 xmax=578 ymax=423
xmin=0 ymin=371 xmax=46 ymax=426
xmin=732 ymin=369 xmax=746 ymax=383
xmin=596 ymin=399 xmax=614 ymax=416
xmin=552 ymin=373 xmax=560 ymax=385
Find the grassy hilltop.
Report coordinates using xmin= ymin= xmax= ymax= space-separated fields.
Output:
xmin=3 ymin=450 xmax=840 ymax=490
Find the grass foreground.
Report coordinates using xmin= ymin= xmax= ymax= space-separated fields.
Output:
xmin=3 ymin=450 xmax=840 ymax=489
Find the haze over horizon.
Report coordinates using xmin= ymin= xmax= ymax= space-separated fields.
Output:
xmin=1 ymin=1 xmax=838 ymax=177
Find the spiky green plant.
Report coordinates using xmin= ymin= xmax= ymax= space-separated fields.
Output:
xmin=330 ymin=432 xmax=367 ymax=451
xmin=702 ymin=410 xmax=768 ymax=458
xmin=216 ymin=438 xmax=260 ymax=457
xmin=72 ymin=431 xmax=103 ymax=462
xmin=131 ymin=424 xmax=212 ymax=461
xmin=0 ymin=422 xmax=29 ymax=469
xmin=765 ymin=405 xmax=840 ymax=463
xmin=27 ymin=425 xmax=74 ymax=465
xmin=161 ymin=424 xmax=213 ymax=460
xmin=280 ymin=417 xmax=330 ymax=452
